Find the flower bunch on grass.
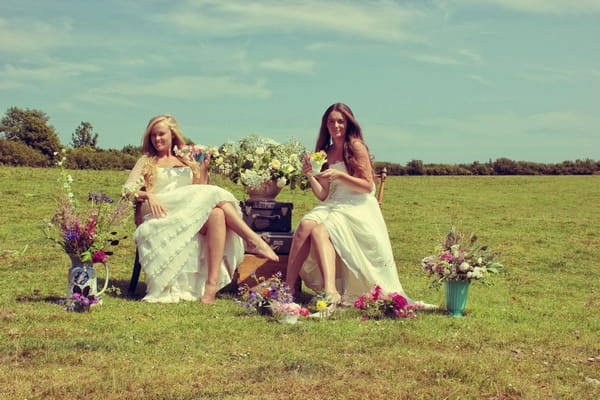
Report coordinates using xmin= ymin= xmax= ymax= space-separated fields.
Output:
xmin=353 ymin=285 xmax=418 ymax=320
xmin=270 ymin=301 xmax=309 ymax=322
xmin=236 ymin=271 xmax=295 ymax=314
xmin=210 ymin=134 xmax=308 ymax=190
xmin=60 ymin=285 xmax=99 ymax=312
xmin=421 ymin=226 xmax=504 ymax=289
xmin=44 ymin=150 xmax=130 ymax=262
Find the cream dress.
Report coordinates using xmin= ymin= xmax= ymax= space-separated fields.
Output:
xmin=125 ymin=162 xmax=244 ymax=303
xmin=299 ymin=162 xmax=413 ymax=303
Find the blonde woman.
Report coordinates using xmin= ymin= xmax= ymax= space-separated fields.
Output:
xmin=124 ymin=115 xmax=278 ymax=304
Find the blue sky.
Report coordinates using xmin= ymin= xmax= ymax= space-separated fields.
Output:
xmin=1 ymin=0 xmax=599 ymax=164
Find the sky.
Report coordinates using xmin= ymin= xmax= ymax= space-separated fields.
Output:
xmin=1 ymin=0 xmax=599 ymax=165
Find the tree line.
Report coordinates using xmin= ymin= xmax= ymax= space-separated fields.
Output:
xmin=1 ymin=106 xmax=598 ymax=175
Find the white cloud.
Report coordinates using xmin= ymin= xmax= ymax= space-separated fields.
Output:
xmin=2 ymin=61 xmax=100 ymax=81
xmin=162 ymin=0 xmax=418 ymax=41
xmin=259 ymin=58 xmax=315 ymax=73
xmin=409 ymin=53 xmax=460 ymax=65
xmin=83 ymin=75 xmax=271 ymax=102
xmin=455 ymin=0 xmax=600 ymax=15
xmin=421 ymin=110 xmax=600 ymax=138
xmin=0 ymin=17 xmax=72 ymax=52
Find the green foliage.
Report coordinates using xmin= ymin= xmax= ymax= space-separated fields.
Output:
xmin=1 ymin=168 xmax=599 ymax=399
xmin=66 ymin=148 xmax=137 ymax=170
xmin=0 ymin=138 xmax=48 ymax=167
xmin=71 ymin=121 xmax=99 ymax=148
xmin=0 ymin=106 xmax=61 ymax=161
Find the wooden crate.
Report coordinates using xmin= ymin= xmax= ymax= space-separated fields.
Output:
xmin=222 ymin=254 xmax=300 ymax=293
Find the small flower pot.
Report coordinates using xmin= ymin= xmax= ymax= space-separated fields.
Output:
xmin=444 ymin=279 xmax=470 ymax=317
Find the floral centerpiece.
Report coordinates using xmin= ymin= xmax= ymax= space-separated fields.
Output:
xmin=421 ymin=226 xmax=504 ymax=289
xmin=353 ymin=285 xmax=418 ymax=320
xmin=44 ymin=150 xmax=130 ymax=263
xmin=210 ymin=134 xmax=308 ymax=190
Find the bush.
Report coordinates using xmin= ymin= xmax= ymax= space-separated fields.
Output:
xmin=0 ymin=138 xmax=50 ymax=167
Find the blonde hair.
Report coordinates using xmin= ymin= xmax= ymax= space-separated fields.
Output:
xmin=140 ymin=114 xmax=200 ymax=191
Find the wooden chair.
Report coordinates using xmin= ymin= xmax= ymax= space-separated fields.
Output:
xmin=127 ymin=201 xmax=145 ymax=296
xmin=376 ymin=167 xmax=387 ymax=205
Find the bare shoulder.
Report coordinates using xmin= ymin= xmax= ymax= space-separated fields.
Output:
xmin=350 ymin=139 xmax=369 ymax=156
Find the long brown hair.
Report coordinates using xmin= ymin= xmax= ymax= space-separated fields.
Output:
xmin=315 ymin=103 xmax=373 ymax=177
xmin=140 ymin=114 xmax=200 ymax=190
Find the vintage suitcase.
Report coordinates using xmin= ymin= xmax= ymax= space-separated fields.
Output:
xmin=259 ymin=231 xmax=295 ymax=255
xmin=241 ymin=200 xmax=293 ymax=232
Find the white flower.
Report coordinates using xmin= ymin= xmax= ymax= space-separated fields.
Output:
xmin=459 ymin=262 xmax=470 ymax=272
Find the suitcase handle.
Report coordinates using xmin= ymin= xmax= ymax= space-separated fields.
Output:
xmin=252 ymin=213 xmax=281 ymax=220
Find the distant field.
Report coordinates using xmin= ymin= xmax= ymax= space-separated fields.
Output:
xmin=1 ymin=166 xmax=599 ymax=399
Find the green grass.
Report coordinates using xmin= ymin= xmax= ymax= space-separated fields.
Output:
xmin=1 ymin=167 xmax=599 ymax=399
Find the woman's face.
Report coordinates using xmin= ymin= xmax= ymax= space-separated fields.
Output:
xmin=327 ymin=110 xmax=347 ymax=140
xmin=150 ymin=120 xmax=173 ymax=155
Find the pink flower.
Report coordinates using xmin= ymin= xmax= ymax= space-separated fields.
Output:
xmin=440 ymin=253 xmax=454 ymax=262
xmin=300 ymin=308 xmax=309 ymax=317
xmin=92 ymin=251 xmax=106 ymax=263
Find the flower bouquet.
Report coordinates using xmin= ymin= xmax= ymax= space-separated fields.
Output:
xmin=353 ymin=285 xmax=418 ymax=320
xmin=60 ymin=285 xmax=99 ymax=312
xmin=174 ymin=144 xmax=215 ymax=163
xmin=45 ymin=151 xmax=131 ymax=262
xmin=308 ymin=151 xmax=327 ymax=175
xmin=236 ymin=271 xmax=295 ymax=314
xmin=421 ymin=226 xmax=504 ymax=289
xmin=270 ymin=301 xmax=309 ymax=324
xmin=210 ymin=134 xmax=308 ymax=190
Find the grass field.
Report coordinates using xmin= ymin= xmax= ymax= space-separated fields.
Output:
xmin=1 ymin=166 xmax=599 ymax=399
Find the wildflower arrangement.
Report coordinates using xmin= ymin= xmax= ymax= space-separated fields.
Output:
xmin=60 ymin=286 xmax=99 ymax=312
xmin=353 ymin=285 xmax=418 ymax=320
xmin=236 ymin=271 xmax=296 ymax=314
xmin=44 ymin=150 xmax=131 ymax=262
xmin=174 ymin=144 xmax=217 ymax=163
xmin=421 ymin=226 xmax=504 ymax=289
xmin=308 ymin=151 xmax=327 ymax=175
xmin=210 ymin=134 xmax=308 ymax=190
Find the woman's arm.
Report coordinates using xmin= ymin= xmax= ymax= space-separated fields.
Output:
xmin=123 ymin=157 xmax=167 ymax=218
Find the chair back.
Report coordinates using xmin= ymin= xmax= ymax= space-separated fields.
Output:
xmin=375 ymin=167 xmax=387 ymax=205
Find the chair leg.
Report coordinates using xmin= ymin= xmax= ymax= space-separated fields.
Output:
xmin=128 ymin=249 xmax=141 ymax=296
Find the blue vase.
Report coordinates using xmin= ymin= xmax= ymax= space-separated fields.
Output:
xmin=444 ymin=280 xmax=470 ymax=317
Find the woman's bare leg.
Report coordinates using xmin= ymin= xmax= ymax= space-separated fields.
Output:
xmin=216 ymin=201 xmax=278 ymax=261
xmin=199 ymin=207 xmax=226 ymax=304
xmin=285 ymin=219 xmax=316 ymax=295
xmin=311 ymin=223 xmax=341 ymax=303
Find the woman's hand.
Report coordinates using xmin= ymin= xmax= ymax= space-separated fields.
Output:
xmin=317 ymin=168 xmax=344 ymax=182
xmin=146 ymin=193 xmax=167 ymax=218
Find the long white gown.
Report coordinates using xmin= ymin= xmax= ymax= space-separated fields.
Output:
xmin=299 ymin=162 xmax=412 ymax=303
xmin=125 ymin=164 xmax=244 ymax=303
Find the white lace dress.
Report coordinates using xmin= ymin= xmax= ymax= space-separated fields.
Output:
xmin=299 ymin=162 xmax=412 ymax=303
xmin=125 ymin=164 xmax=244 ymax=303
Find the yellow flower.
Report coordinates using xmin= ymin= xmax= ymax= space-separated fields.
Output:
xmin=316 ymin=300 xmax=327 ymax=312
xmin=270 ymin=159 xmax=281 ymax=169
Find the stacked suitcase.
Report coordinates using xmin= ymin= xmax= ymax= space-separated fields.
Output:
xmin=240 ymin=199 xmax=295 ymax=255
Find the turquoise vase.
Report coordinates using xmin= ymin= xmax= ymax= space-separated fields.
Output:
xmin=444 ymin=280 xmax=470 ymax=317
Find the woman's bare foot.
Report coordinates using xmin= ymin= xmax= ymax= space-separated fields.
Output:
xmin=325 ymin=291 xmax=342 ymax=306
xmin=201 ymin=283 xmax=218 ymax=305
xmin=247 ymin=238 xmax=279 ymax=262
